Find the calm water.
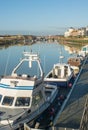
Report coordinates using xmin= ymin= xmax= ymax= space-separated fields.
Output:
xmin=0 ymin=41 xmax=78 ymax=77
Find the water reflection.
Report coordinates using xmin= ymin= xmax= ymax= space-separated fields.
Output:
xmin=0 ymin=42 xmax=79 ymax=76
xmin=64 ymin=45 xmax=80 ymax=54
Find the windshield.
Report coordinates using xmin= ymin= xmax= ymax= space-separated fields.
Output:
xmin=15 ymin=97 xmax=30 ymax=106
xmin=0 ymin=94 xmax=2 ymax=102
xmin=2 ymin=96 xmax=14 ymax=106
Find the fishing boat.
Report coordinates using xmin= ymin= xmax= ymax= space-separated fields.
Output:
xmin=78 ymin=45 xmax=88 ymax=57
xmin=44 ymin=55 xmax=74 ymax=87
xmin=68 ymin=57 xmax=81 ymax=67
xmin=0 ymin=51 xmax=58 ymax=130
xmin=67 ymin=56 xmax=83 ymax=75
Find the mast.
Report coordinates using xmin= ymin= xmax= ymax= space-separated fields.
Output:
xmin=12 ymin=51 xmax=44 ymax=78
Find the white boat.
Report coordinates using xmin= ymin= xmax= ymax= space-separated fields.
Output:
xmin=44 ymin=56 xmax=74 ymax=87
xmin=70 ymin=65 xmax=79 ymax=75
xmin=0 ymin=51 xmax=58 ymax=130
xmin=79 ymin=45 xmax=88 ymax=57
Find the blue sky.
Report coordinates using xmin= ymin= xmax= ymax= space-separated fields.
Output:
xmin=0 ymin=0 xmax=88 ymax=35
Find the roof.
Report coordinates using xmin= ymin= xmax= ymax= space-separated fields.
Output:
xmin=54 ymin=63 xmax=70 ymax=67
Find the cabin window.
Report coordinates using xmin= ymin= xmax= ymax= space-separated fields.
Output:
xmin=83 ymin=48 xmax=86 ymax=51
xmin=0 ymin=94 xmax=2 ymax=102
xmin=54 ymin=67 xmax=61 ymax=78
xmin=15 ymin=97 xmax=30 ymax=106
xmin=2 ymin=96 xmax=14 ymax=106
xmin=32 ymin=91 xmax=43 ymax=106
xmin=58 ymin=68 xmax=61 ymax=77
xmin=64 ymin=66 xmax=68 ymax=77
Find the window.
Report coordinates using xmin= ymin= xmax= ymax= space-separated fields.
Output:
xmin=64 ymin=66 xmax=68 ymax=76
xmin=2 ymin=96 xmax=14 ymax=106
xmin=32 ymin=91 xmax=43 ymax=105
xmin=58 ymin=68 xmax=61 ymax=76
xmin=83 ymin=47 xmax=86 ymax=51
xmin=0 ymin=94 xmax=2 ymax=102
xmin=15 ymin=97 xmax=30 ymax=106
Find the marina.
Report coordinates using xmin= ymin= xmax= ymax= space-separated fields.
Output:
xmin=1 ymin=0 xmax=88 ymax=129
xmin=0 ymin=41 xmax=88 ymax=130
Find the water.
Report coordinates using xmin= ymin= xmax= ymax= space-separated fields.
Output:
xmin=0 ymin=41 xmax=78 ymax=76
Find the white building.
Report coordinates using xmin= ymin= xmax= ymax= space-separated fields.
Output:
xmin=86 ymin=26 xmax=88 ymax=36
xmin=64 ymin=26 xmax=88 ymax=37
xmin=64 ymin=27 xmax=74 ymax=37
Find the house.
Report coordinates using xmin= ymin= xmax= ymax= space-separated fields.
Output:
xmin=64 ymin=26 xmax=88 ymax=37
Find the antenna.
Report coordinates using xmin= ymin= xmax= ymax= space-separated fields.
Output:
xmin=59 ymin=46 xmax=64 ymax=63
xmin=4 ymin=48 xmax=11 ymax=75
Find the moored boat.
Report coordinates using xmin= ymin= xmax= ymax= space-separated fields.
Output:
xmin=0 ymin=51 xmax=58 ymax=130
xmin=67 ymin=57 xmax=81 ymax=67
xmin=78 ymin=45 xmax=88 ymax=57
xmin=67 ymin=57 xmax=82 ymax=75
xmin=44 ymin=56 xmax=74 ymax=87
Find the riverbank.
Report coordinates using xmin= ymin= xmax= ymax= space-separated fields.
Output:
xmin=0 ymin=35 xmax=36 ymax=46
xmin=0 ymin=35 xmax=88 ymax=48
xmin=58 ymin=36 xmax=88 ymax=46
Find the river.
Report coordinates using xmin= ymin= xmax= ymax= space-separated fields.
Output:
xmin=0 ymin=41 xmax=79 ymax=77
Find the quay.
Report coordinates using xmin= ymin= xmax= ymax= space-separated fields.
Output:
xmin=52 ymin=55 xmax=88 ymax=130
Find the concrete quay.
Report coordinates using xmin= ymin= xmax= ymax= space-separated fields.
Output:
xmin=53 ymin=55 xmax=88 ymax=130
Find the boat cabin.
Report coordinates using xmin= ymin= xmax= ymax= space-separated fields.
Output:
xmin=79 ymin=45 xmax=88 ymax=57
xmin=47 ymin=63 xmax=72 ymax=79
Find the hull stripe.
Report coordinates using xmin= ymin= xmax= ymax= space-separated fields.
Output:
xmin=0 ymin=83 xmax=33 ymax=90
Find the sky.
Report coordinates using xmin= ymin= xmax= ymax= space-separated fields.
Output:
xmin=0 ymin=0 xmax=88 ymax=35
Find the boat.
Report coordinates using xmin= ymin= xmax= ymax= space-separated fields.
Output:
xmin=68 ymin=57 xmax=81 ymax=67
xmin=67 ymin=57 xmax=80 ymax=75
xmin=0 ymin=51 xmax=58 ymax=130
xmin=78 ymin=45 xmax=88 ymax=57
xmin=67 ymin=56 xmax=83 ymax=75
xmin=44 ymin=55 xmax=74 ymax=87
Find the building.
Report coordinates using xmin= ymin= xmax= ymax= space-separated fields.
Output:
xmin=64 ymin=27 xmax=75 ymax=37
xmin=64 ymin=26 xmax=88 ymax=37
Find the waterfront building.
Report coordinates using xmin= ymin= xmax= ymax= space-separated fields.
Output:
xmin=64 ymin=26 xmax=88 ymax=37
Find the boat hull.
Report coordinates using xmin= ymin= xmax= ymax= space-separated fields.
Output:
xmin=44 ymin=75 xmax=74 ymax=88
xmin=45 ymin=80 xmax=68 ymax=87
